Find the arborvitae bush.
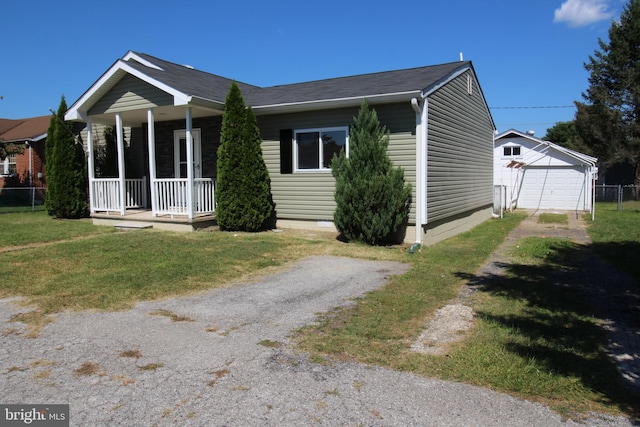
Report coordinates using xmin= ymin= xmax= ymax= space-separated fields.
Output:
xmin=216 ymin=82 xmax=273 ymax=231
xmin=46 ymin=96 xmax=88 ymax=218
xmin=332 ymin=100 xmax=411 ymax=245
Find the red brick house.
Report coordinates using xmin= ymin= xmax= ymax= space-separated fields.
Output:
xmin=0 ymin=115 xmax=49 ymax=191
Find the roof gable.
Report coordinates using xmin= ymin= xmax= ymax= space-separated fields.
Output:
xmin=495 ymin=128 xmax=597 ymax=166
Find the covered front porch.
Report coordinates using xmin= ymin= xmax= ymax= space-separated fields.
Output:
xmin=84 ymin=108 xmax=218 ymax=224
xmin=65 ymin=52 xmax=229 ymax=227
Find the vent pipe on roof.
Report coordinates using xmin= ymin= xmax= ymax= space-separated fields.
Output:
xmin=526 ymin=130 xmax=535 ymax=136
xmin=459 ymin=52 xmax=464 ymax=61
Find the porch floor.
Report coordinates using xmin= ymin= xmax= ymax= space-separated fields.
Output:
xmin=91 ymin=209 xmax=218 ymax=232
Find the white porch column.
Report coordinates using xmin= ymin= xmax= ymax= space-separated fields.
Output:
xmin=147 ymin=109 xmax=157 ymax=217
xmin=86 ymin=118 xmax=96 ymax=213
xmin=116 ymin=113 xmax=126 ymax=216
xmin=185 ymin=107 xmax=194 ymax=219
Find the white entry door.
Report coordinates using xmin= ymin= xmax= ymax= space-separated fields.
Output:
xmin=174 ymin=129 xmax=202 ymax=178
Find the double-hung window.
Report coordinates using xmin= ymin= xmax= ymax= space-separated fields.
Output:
xmin=294 ymin=127 xmax=348 ymax=171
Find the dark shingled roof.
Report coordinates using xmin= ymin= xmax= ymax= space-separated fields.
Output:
xmin=129 ymin=52 xmax=472 ymax=108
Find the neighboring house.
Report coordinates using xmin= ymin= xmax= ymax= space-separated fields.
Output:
xmin=0 ymin=115 xmax=49 ymax=190
xmin=65 ymin=51 xmax=495 ymax=245
xmin=494 ymin=129 xmax=598 ymax=213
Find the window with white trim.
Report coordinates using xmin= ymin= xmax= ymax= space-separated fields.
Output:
xmin=503 ymin=145 xmax=521 ymax=157
xmin=2 ymin=154 xmax=17 ymax=175
xmin=294 ymin=127 xmax=348 ymax=171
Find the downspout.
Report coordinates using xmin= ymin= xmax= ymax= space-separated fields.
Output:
xmin=411 ymin=97 xmax=427 ymax=245
xmin=86 ymin=118 xmax=95 ymax=214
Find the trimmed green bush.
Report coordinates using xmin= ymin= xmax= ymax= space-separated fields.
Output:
xmin=332 ymin=100 xmax=411 ymax=245
xmin=216 ymin=82 xmax=273 ymax=231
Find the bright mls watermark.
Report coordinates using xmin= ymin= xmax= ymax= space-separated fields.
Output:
xmin=1 ymin=405 xmax=68 ymax=426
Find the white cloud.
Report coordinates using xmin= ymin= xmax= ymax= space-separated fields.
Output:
xmin=554 ymin=0 xmax=614 ymax=27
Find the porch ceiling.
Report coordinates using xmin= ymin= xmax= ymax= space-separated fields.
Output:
xmin=88 ymin=104 xmax=223 ymax=127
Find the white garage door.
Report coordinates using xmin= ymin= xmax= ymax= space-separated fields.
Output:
xmin=518 ymin=167 xmax=586 ymax=210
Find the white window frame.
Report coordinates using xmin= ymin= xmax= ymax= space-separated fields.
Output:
xmin=502 ymin=145 xmax=521 ymax=158
xmin=293 ymin=126 xmax=349 ymax=172
xmin=2 ymin=154 xmax=17 ymax=176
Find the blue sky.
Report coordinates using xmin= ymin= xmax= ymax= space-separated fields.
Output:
xmin=0 ymin=0 xmax=626 ymax=137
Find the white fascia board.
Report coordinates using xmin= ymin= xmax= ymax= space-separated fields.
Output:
xmin=65 ymin=60 xmax=189 ymax=121
xmin=122 ymin=51 xmax=164 ymax=71
xmin=422 ymin=64 xmax=496 ymax=131
xmin=186 ymin=96 xmax=225 ymax=111
xmin=251 ymin=91 xmax=418 ymax=115
xmin=421 ymin=67 xmax=469 ymax=98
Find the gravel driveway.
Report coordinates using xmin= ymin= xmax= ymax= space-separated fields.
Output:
xmin=1 ymin=221 xmax=637 ymax=426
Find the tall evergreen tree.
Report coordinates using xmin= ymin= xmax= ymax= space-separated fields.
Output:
xmin=46 ymin=96 xmax=88 ymax=218
xmin=575 ymin=0 xmax=640 ymax=183
xmin=216 ymin=82 xmax=273 ymax=231
xmin=332 ymin=100 xmax=412 ymax=245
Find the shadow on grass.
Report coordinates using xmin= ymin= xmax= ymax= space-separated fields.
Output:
xmin=457 ymin=239 xmax=640 ymax=420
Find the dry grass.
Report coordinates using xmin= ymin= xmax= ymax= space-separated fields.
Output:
xmin=9 ymin=311 xmax=53 ymax=338
xmin=207 ymin=368 xmax=229 ymax=386
xmin=138 ymin=363 xmax=164 ymax=371
xmin=119 ymin=349 xmax=143 ymax=359
xmin=148 ymin=310 xmax=194 ymax=322
xmin=74 ymin=362 xmax=99 ymax=376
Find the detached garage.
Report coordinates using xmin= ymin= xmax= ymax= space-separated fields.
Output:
xmin=494 ymin=129 xmax=597 ymax=213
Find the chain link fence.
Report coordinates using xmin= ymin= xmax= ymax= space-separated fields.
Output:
xmin=0 ymin=187 xmax=46 ymax=212
xmin=595 ymin=185 xmax=640 ymax=211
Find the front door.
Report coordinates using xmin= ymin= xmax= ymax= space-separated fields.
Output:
xmin=174 ymin=129 xmax=202 ymax=178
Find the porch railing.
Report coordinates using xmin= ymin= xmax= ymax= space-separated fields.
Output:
xmin=153 ymin=178 xmax=215 ymax=217
xmin=92 ymin=177 xmax=147 ymax=212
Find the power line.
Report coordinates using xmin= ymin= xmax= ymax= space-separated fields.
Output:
xmin=490 ymin=105 xmax=574 ymax=109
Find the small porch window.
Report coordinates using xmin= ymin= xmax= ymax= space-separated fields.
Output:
xmin=294 ymin=127 xmax=348 ymax=171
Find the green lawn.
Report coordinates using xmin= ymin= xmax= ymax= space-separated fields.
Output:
xmin=1 ymin=208 xmax=638 ymax=421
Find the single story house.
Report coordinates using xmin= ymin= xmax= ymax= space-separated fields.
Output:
xmin=65 ymin=51 xmax=496 ymax=245
xmin=0 ymin=115 xmax=49 ymax=190
xmin=494 ymin=129 xmax=598 ymax=213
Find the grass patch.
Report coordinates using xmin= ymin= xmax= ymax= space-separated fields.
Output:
xmin=257 ymin=339 xmax=282 ymax=348
xmin=538 ymin=213 xmax=568 ymax=224
xmin=587 ymin=201 xmax=640 ymax=282
xmin=0 ymin=216 xmax=374 ymax=313
xmin=74 ymin=362 xmax=99 ymax=376
xmin=149 ymin=310 xmax=194 ymax=322
xmin=119 ymin=350 xmax=142 ymax=359
xmin=138 ymin=363 xmax=164 ymax=371
xmin=295 ymin=212 xmax=525 ymax=367
xmin=9 ymin=311 xmax=53 ymax=338
xmin=0 ymin=211 xmax=113 ymax=248
xmin=295 ymin=211 xmax=640 ymax=420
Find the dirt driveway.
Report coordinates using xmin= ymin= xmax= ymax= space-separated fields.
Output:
xmin=0 ymin=214 xmax=637 ymax=426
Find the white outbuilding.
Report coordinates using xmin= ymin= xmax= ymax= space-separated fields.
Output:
xmin=494 ymin=129 xmax=598 ymax=213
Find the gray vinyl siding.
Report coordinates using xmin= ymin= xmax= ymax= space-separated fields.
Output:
xmin=426 ymin=71 xmax=494 ymax=223
xmin=89 ymin=74 xmax=173 ymax=115
xmin=257 ymin=103 xmax=417 ymax=222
